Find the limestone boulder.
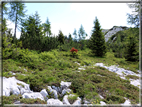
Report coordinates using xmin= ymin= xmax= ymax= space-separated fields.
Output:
xmin=47 ymin=98 xmax=63 ymax=105
xmin=22 ymin=92 xmax=44 ymax=101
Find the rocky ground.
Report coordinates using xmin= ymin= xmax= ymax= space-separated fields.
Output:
xmin=1 ymin=62 xmax=141 ymax=106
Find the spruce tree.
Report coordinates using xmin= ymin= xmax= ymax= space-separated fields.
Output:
xmin=90 ymin=17 xmax=106 ymax=57
xmin=58 ymin=30 xmax=64 ymax=45
xmin=124 ymin=35 xmax=138 ymax=61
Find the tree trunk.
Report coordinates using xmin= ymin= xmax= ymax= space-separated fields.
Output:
xmin=14 ymin=6 xmax=18 ymax=43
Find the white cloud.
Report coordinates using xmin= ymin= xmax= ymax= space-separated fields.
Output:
xmin=6 ymin=20 xmax=21 ymax=39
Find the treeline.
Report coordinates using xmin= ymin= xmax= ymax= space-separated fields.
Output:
xmin=2 ymin=2 xmax=139 ymax=62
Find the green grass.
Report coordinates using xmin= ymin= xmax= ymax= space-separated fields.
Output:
xmin=2 ymin=48 xmax=139 ymax=104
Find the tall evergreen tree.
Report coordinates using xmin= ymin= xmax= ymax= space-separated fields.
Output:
xmin=20 ymin=12 xmax=43 ymax=50
xmin=78 ymin=24 xmax=86 ymax=41
xmin=8 ymin=2 xmax=27 ymax=42
xmin=90 ymin=17 xmax=106 ymax=57
xmin=73 ymin=28 xmax=77 ymax=42
xmin=43 ymin=17 xmax=52 ymax=37
xmin=124 ymin=35 xmax=139 ymax=61
xmin=58 ymin=30 xmax=64 ymax=45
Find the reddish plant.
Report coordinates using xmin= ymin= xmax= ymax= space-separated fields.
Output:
xmin=70 ymin=47 xmax=78 ymax=54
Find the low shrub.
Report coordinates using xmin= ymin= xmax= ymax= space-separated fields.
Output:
xmin=20 ymin=98 xmax=46 ymax=104
xmin=68 ymin=94 xmax=78 ymax=104
xmin=70 ymin=78 xmax=86 ymax=97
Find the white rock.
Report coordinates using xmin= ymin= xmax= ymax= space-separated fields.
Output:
xmin=100 ymin=101 xmax=106 ymax=105
xmin=63 ymin=95 xmax=71 ymax=105
xmin=40 ymin=89 xmax=48 ymax=100
xmin=130 ymin=79 xmax=140 ymax=88
xmin=61 ymin=89 xmax=71 ymax=96
xmin=60 ymin=81 xmax=71 ymax=89
xmin=72 ymin=97 xmax=81 ymax=105
xmin=47 ymin=86 xmax=58 ymax=99
xmin=83 ymin=100 xmax=90 ymax=104
xmin=99 ymin=94 xmax=104 ymax=99
xmin=2 ymin=77 xmax=30 ymax=96
xmin=23 ymin=68 xmax=27 ymax=72
xmin=47 ymin=98 xmax=63 ymax=105
xmin=11 ymin=87 xmax=20 ymax=95
xmin=22 ymin=92 xmax=44 ymax=101
xmin=78 ymin=68 xmax=85 ymax=70
xmin=75 ymin=62 xmax=80 ymax=66
xmin=121 ymin=99 xmax=131 ymax=105
xmin=94 ymin=63 xmax=104 ymax=67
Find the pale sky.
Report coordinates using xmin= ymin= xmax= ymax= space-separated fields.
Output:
xmin=6 ymin=2 xmax=134 ymax=39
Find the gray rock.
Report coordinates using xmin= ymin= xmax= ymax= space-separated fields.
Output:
xmin=40 ymin=89 xmax=48 ymax=101
xmin=62 ymin=95 xmax=70 ymax=105
xmin=47 ymin=86 xmax=58 ymax=99
xmin=60 ymin=81 xmax=71 ymax=89
xmin=14 ymin=101 xmax=21 ymax=104
xmin=72 ymin=97 xmax=81 ymax=105
xmin=83 ymin=100 xmax=90 ymax=104
xmin=100 ymin=101 xmax=106 ymax=105
xmin=47 ymin=98 xmax=63 ymax=105
xmin=22 ymin=92 xmax=44 ymax=101
xmin=61 ymin=88 xmax=71 ymax=96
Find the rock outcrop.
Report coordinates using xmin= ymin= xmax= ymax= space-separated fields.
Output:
xmin=104 ymin=26 xmax=128 ymax=42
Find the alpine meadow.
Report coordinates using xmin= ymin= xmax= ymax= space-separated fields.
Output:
xmin=1 ymin=1 xmax=141 ymax=106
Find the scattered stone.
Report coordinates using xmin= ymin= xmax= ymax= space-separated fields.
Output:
xmin=61 ymin=89 xmax=71 ymax=96
xmin=94 ymin=63 xmax=141 ymax=88
xmin=3 ymin=77 xmax=30 ymax=96
xmin=121 ymin=99 xmax=131 ymax=105
xmin=40 ymin=89 xmax=48 ymax=101
xmin=47 ymin=98 xmax=63 ymax=105
xmin=83 ymin=100 xmax=90 ymax=104
xmin=78 ymin=68 xmax=85 ymax=70
xmin=75 ymin=62 xmax=80 ymax=66
xmin=99 ymin=94 xmax=104 ymax=99
xmin=60 ymin=81 xmax=71 ymax=89
xmin=100 ymin=101 xmax=106 ymax=105
xmin=22 ymin=92 xmax=44 ymax=101
xmin=47 ymin=86 xmax=58 ymax=99
xmin=23 ymin=68 xmax=27 ymax=72
xmin=62 ymin=95 xmax=71 ymax=105
xmin=72 ymin=97 xmax=81 ymax=105
xmin=14 ymin=101 xmax=21 ymax=104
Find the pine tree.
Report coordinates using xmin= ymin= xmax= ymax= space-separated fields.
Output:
xmin=43 ymin=17 xmax=52 ymax=37
xmin=73 ymin=28 xmax=77 ymax=42
xmin=58 ymin=30 xmax=64 ymax=45
xmin=90 ymin=17 xmax=106 ymax=57
xmin=124 ymin=35 xmax=138 ymax=61
xmin=78 ymin=24 xmax=86 ymax=41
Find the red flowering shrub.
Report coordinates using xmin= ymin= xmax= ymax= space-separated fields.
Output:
xmin=70 ymin=47 xmax=78 ymax=54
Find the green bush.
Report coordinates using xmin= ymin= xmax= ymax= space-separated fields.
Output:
xmin=70 ymin=78 xmax=86 ymax=97
xmin=39 ymin=52 xmax=56 ymax=61
xmin=20 ymin=98 xmax=46 ymax=104
xmin=2 ymin=94 xmax=22 ymax=105
xmin=105 ymin=94 xmax=125 ymax=103
xmin=68 ymin=94 xmax=78 ymax=104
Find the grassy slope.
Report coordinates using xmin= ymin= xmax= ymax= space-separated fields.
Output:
xmin=2 ymin=48 xmax=140 ymax=104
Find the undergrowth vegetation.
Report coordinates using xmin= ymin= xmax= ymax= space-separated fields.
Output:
xmin=2 ymin=47 xmax=140 ymax=104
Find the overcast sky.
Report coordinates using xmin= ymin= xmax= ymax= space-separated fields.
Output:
xmin=6 ymin=2 xmax=134 ymax=39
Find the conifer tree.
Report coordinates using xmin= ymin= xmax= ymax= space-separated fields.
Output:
xmin=58 ymin=30 xmax=64 ymax=45
xmin=124 ymin=35 xmax=139 ymax=61
xmin=8 ymin=2 xmax=27 ymax=42
xmin=90 ymin=17 xmax=106 ymax=57
xmin=73 ymin=28 xmax=77 ymax=42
